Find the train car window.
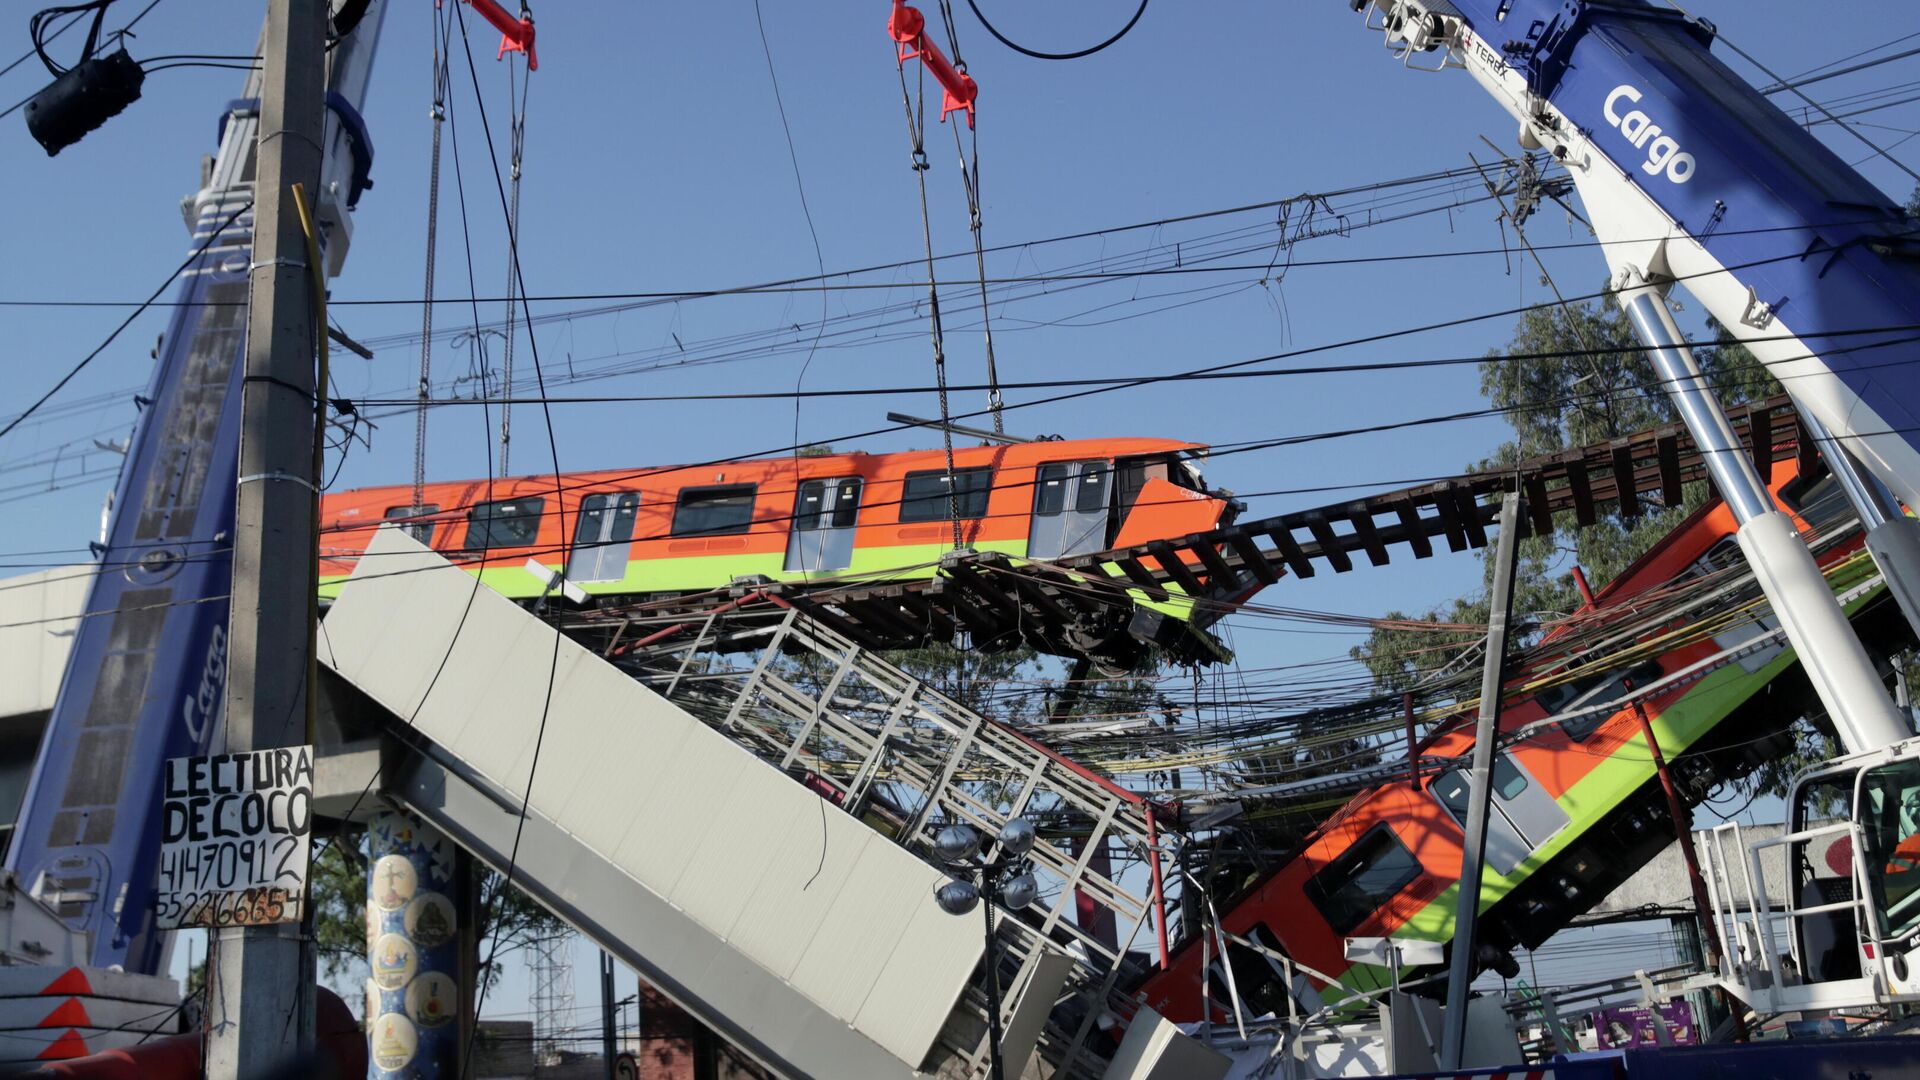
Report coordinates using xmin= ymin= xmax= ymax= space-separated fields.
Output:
xmin=900 ymin=467 xmax=992 ymax=522
xmin=1494 ymin=756 xmax=1529 ymax=800
xmin=1430 ymin=758 xmax=1529 ymax=812
xmin=1077 ymin=462 xmax=1111 ymax=512
xmin=462 ymin=498 xmax=544 ymax=550
xmin=1780 ymin=474 xmax=1851 ymax=534
xmin=1684 ymin=537 xmax=1746 ymax=581
xmin=1115 ymin=456 xmax=1173 ymax=514
xmin=1304 ymin=823 xmax=1422 ymax=936
xmin=1173 ymin=452 xmax=1206 ymax=492
xmin=1206 ymin=922 xmax=1299 ymax=1019
xmin=795 ymin=481 xmax=828 ymax=530
xmin=673 ymin=485 xmax=757 ymax=537
xmin=830 ymin=479 xmax=861 ymax=528
xmin=1431 ymin=768 xmax=1472 ymax=825
xmin=793 ymin=479 xmax=862 ymax=531
xmin=384 ymin=504 xmax=439 ymax=545
xmin=1552 ymin=660 xmax=1665 ymax=742
xmin=1034 ymin=464 xmax=1073 ymax=516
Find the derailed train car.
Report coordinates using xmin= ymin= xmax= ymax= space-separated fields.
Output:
xmin=1137 ymin=461 xmax=1903 ymax=1020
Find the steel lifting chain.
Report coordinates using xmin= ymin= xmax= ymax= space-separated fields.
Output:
xmin=937 ymin=0 xmax=1005 ymax=434
xmin=499 ymin=39 xmax=531 ymax=477
xmin=898 ymin=47 xmax=964 ymax=549
xmin=413 ymin=8 xmax=451 ymax=517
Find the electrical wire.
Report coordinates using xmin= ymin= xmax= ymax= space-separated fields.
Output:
xmin=963 ymin=0 xmax=1149 ymax=61
xmin=0 ymin=200 xmax=251 ymax=443
xmin=449 ymin=3 xmax=574 ymax=1058
xmin=0 ymin=161 xmax=1515 ymax=309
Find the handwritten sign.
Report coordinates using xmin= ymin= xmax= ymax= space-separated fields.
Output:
xmin=156 ymin=746 xmax=313 ymax=930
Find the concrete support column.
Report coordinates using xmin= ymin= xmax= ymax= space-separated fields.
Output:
xmin=367 ymin=809 xmax=463 ymax=1077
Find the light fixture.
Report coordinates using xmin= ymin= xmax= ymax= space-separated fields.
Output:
xmin=934 ymin=823 xmax=981 ymax=863
xmin=996 ymin=817 xmax=1036 ymax=857
xmin=998 ymin=872 xmax=1038 ymax=911
xmin=934 ymin=879 xmax=980 ymax=916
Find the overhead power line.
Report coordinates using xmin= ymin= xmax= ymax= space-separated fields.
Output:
xmin=0 ymin=201 xmax=251 ymax=444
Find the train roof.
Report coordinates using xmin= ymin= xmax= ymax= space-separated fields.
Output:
xmin=325 ymin=434 xmax=1210 ymax=501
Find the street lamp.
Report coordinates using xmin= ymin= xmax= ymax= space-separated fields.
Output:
xmin=933 ymin=818 xmax=1039 ymax=1080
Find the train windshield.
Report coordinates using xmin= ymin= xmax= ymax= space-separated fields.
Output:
xmin=1779 ymin=473 xmax=1852 ymax=534
xmin=1304 ymin=823 xmax=1422 ymax=936
xmin=1537 ymin=660 xmax=1663 ymax=742
xmin=1858 ymin=758 xmax=1920 ymax=941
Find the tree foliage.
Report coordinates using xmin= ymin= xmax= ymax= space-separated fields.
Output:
xmin=1351 ymin=285 xmax=1776 ymax=695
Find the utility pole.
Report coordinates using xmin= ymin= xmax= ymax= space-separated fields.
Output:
xmin=1439 ymin=492 xmax=1521 ymax=1070
xmin=205 ymin=0 xmax=326 ymax=1074
xmin=601 ymin=951 xmax=618 ymax=1078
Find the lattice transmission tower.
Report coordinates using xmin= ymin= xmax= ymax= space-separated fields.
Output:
xmin=527 ymin=931 xmax=577 ymax=1069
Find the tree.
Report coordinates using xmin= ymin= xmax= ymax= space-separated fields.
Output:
xmin=1352 ymin=285 xmax=1777 ymax=700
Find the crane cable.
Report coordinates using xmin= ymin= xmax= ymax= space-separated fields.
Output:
xmin=897 ymin=33 xmax=965 ymax=547
xmin=937 ymin=0 xmax=1006 ymax=433
xmin=498 ymin=21 xmax=531 ymax=476
xmin=413 ymin=6 xmax=449 ymax=516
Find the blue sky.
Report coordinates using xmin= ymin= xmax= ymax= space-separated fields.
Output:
xmin=3 ymin=0 xmax=1917 ymax=1035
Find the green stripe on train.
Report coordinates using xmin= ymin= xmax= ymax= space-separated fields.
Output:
xmin=1329 ymin=570 xmax=1883 ymax=995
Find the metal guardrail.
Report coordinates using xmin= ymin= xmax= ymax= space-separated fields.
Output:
xmin=651 ymin=606 xmax=1172 ymax=1078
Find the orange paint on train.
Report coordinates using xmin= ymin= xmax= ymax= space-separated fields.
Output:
xmin=1136 ymin=462 xmax=1866 ymax=1022
xmin=318 ymin=435 xmax=1225 ymax=592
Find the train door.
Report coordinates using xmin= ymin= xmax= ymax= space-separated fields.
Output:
xmin=568 ymin=492 xmax=639 ymax=582
xmin=786 ymin=477 xmax=862 ymax=573
xmin=1431 ymin=755 xmax=1568 ymax=875
xmin=1028 ymin=460 xmax=1112 ymax=559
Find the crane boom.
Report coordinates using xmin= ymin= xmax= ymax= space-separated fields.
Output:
xmin=3 ymin=3 xmax=386 ymax=975
xmin=1355 ymin=0 xmax=1920 ymax=755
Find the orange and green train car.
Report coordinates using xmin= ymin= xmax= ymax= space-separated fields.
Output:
xmin=318 ymin=435 xmax=1243 ymax=638
xmin=1135 ymin=461 xmax=1906 ymax=1021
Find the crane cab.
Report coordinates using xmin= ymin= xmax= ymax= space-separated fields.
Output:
xmin=1703 ymin=738 xmax=1920 ymax=1016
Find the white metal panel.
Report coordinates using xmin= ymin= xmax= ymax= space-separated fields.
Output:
xmin=726 ymin=814 xmax=874 ymax=980
xmin=543 ymin=664 xmax=697 ymax=855
xmin=452 ymin=620 xmax=565 ymax=786
xmin=1101 ymin=1007 xmax=1232 ymax=1080
xmin=668 ymin=766 xmax=817 ymax=941
xmin=0 ymin=569 xmax=88 ymax=721
xmin=854 ymin=889 xmax=998 ymax=1064
xmin=397 ymin=614 xmax=526 ymax=761
xmin=790 ymin=840 xmax=943 ymax=1022
xmin=617 ymin=726 xmax=752 ymax=896
xmin=324 ymin=527 xmax=986 ymax=1071
xmin=995 ymin=949 xmax=1078 ymax=1076
xmin=495 ymin=647 xmax=595 ymax=797
xmin=325 ymin=544 xmax=492 ymax=720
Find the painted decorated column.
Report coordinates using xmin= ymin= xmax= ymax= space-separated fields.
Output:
xmin=366 ymin=809 xmax=462 ymax=1077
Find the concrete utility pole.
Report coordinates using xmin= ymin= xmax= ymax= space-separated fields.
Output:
xmin=601 ymin=951 xmax=618 ymax=1078
xmin=205 ymin=0 xmax=327 ymax=1073
xmin=1439 ymin=492 xmax=1521 ymax=1070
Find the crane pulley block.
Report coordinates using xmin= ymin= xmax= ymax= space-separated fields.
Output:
xmin=466 ymin=0 xmax=538 ymax=71
xmin=888 ymin=1 xmax=976 ymax=128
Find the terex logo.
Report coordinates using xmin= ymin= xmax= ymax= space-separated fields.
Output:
xmin=1604 ymin=85 xmax=1696 ymax=184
